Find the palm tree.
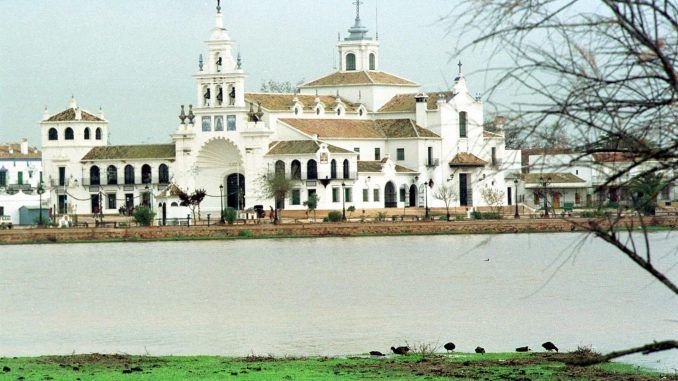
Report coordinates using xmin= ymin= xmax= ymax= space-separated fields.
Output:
xmin=629 ymin=173 xmax=667 ymax=216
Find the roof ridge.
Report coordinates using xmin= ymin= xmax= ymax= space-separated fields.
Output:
xmin=364 ymin=70 xmax=376 ymax=84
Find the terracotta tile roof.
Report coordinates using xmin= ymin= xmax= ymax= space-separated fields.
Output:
xmin=278 ymin=118 xmax=440 ymax=139
xmin=301 ymin=71 xmax=418 ymax=87
xmin=357 ymin=160 xmax=417 ymax=173
xmin=483 ymin=130 xmax=504 ymax=138
xmin=46 ymin=108 xmax=104 ymax=122
xmin=449 ymin=152 xmax=488 ymax=167
xmin=378 ymin=91 xmax=454 ymax=113
xmin=81 ymin=144 xmax=176 ymax=161
xmin=266 ymin=140 xmax=354 ymax=155
xmin=0 ymin=143 xmax=41 ymax=159
xmin=592 ymin=152 xmax=636 ymax=163
xmin=245 ymin=93 xmax=359 ymax=112
xmin=523 ymin=172 xmax=586 ymax=184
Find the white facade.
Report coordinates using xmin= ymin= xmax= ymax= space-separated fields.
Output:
xmin=0 ymin=139 xmax=46 ymax=224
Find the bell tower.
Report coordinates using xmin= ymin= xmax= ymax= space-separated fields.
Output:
xmin=194 ymin=0 xmax=246 ymax=111
xmin=338 ymin=0 xmax=380 ymax=72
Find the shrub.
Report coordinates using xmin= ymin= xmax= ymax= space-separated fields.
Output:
xmin=238 ymin=230 xmax=253 ymax=238
xmin=375 ymin=212 xmax=387 ymax=222
xmin=327 ymin=211 xmax=343 ymax=222
xmin=454 ymin=214 xmax=465 ymax=221
xmin=223 ymin=207 xmax=238 ymax=225
xmin=471 ymin=211 xmax=502 ymax=220
xmin=133 ymin=206 xmax=156 ymax=226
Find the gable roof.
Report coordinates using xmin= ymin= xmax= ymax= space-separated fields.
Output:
xmin=449 ymin=152 xmax=488 ymax=167
xmin=378 ymin=91 xmax=455 ymax=113
xmin=358 ymin=160 xmax=417 ymax=174
xmin=523 ymin=172 xmax=586 ymax=184
xmin=245 ymin=93 xmax=358 ymax=112
xmin=278 ymin=118 xmax=440 ymax=139
xmin=266 ymin=140 xmax=354 ymax=155
xmin=46 ymin=108 xmax=104 ymax=122
xmin=81 ymin=144 xmax=176 ymax=161
xmin=592 ymin=152 xmax=636 ymax=163
xmin=301 ymin=71 xmax=418 ymax=87
xmin=0 ymin=143 xmax=41 ymax=159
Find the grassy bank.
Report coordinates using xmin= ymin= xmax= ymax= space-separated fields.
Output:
xmin=0 ymin=353 xmax=673 ymax=380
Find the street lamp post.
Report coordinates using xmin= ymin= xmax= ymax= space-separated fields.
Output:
xmin=539 ymin=176 xmax=552 ymax=218
xmin=37 ymin=184 xmax=45 ymax=226
xmin=422 ymin=179 xmax=433 ymax=220
xmin=219 ymin=184 xmax=225 ymax=223
xmin=514 ymin=178 xmax=520 ymax=219
xmin=341 ymin=181 xmax=347 ymax=222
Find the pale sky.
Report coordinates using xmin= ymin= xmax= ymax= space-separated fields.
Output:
xmin=0 ymin=0 xmax=494 ymax=147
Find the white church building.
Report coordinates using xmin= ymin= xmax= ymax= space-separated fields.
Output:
xmin=40 ymin=2 xmax=512 ymax=221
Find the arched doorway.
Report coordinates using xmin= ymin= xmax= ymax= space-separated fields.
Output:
xmin=385 ymin=182 xmax=397 ymax=208
xmin=226 ymin=173 xmax=245 ymax=210
xmin=409 ymin=184 xmax=417 ymax=207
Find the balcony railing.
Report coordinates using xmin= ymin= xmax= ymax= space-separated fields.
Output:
xmin=425 ymin=158 xmax=440 ymax=168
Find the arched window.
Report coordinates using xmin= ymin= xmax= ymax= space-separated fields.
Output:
xmin=107 ymin=165 xmax=117 ymax=185
xmin=95 ymin=128 xmax=102 ymax=140
xmin=84 ymin=128 xmax=91 ymax=140
xmin=275 ymin=160 xmax=285 ymax=178
xmin=316 ymin=108 xmax=321 ymax=116
xmin=48 ymin=128 xmax=58 ymax=141
xmin=459 ymin=111 xmax=467 ymax=138
xmin=65 ymin=128 xmax=74 ymax=140
xmin=345 ymin=53 xmax=356 ymax=71
xmin=142 ymin=164 xmax=152 ymax=184
xmin=291 ymin=160 xmax=301 ymax=180
xmin=330 ymin=159 xmax=337 ymax=179
xmin=369 ymin=53 xmax=376 ymax=70
xmin=337 ymin=108 xmax=342 ymax=116
xmin=90 ymin=166 xmax=100 ymax=185
xmin=158 ymin=164 xmax=169 ymax=184
xmin=307 ymin=159 xmax=318 ymax=180
xmin=170 ymin=202 xmax=179 ymax=207
xmin=343 ymin=159 xmax=350 ymax=179
xmin=359 ymin=108 xmax=364 ymax=117
xmin=294 ymin=107 xmax=300 ymax=115
xmin=124 ymin=165 xmax=135 ymax=185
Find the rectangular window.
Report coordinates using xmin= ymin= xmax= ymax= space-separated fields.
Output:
xmin=308 ymin=189 xmax=316 ymax=201
xmin=17 ymin=172 xmax=23 ymax=185
xmin=344 ymin=187 xmax=352 ymax=202
xmin=373 ymin=188 xmax=380 ymax=202
xmin=107 ymin=193 xmax=117 ymax=209
xmin=291 ymin=189 xmax=301 ymax=205
xmin=0 ymin=206 xmax=4 ymax=216
xmin=39 ymin=171 xmax=43 ymax=184
xmin=374 ymin=148 xmax=381 ymax=161
xmin=58 ymin=167 xmax=66 ymax=186
xmin=459 ymin=111 xmax=467 ymax=138
xmin=202 ymin=116 xmax=211 ymax=132
xmin=227 ymin=115 xmax=236 ymax=131
xmin=491 ymin=147 xmax=497 ymax=166
xmin=354 ymin=147 xmax=360 ymax=160
xmin=332 ymin=187 xmax=340 ymax=203
xmin=399 ymin=188 xmax=406 ymax=202
xmin=396 ymin=148 xmax=405 ymax=161
xmin=427 ymin=146 xmax=433 ymax=165
xmin=0 ymin=171 xmax=6 ymax=187
xmin=362 ymin=188 xmax=369 ymax=202
xmin=214 ymin=115 xmax=224 ymax=131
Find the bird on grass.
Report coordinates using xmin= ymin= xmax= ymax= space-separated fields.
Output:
xmin=542 ymin=341 xmax=559 ymax=352
xmin=369 ymin=351 xmax=385 ymax=357
xmin=444 ymin=342 xmax=456 ymax=353
xmin=475 ymin=346 xmax=486 ymax=354
xmin=515 ymin=346 xmax=531 ymax=352
xmin=391 ymin=346 xmax=410 ymax=355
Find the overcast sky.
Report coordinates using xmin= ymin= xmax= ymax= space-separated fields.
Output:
xmin=0 ymin=0 xmax=496 ymax=147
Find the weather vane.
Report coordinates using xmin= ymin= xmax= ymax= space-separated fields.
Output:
xmin=217 ymin=0 xmax=221 ymax=13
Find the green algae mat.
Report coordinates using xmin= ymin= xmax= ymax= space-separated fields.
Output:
xmin=0 ymin=353 xmax=673 ymax=380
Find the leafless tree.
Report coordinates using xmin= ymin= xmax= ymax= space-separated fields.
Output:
xmin=448 ymin=0 xmax=676 ymax=295
xmin=433 ymin=183 xmax=457 ymax=220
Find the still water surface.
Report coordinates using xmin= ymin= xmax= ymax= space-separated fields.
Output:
xmin=0 ymin=233 xmax=676 ymax=370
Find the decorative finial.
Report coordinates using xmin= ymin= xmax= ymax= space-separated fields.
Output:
xmin=187 ymin=104 xmax=195 ymax=124
xmin=458 ymin=60 xmax=463 ymax=74
xmin=179 ymin=105 xmax=187 ymax=124
xmin=353 ymin=0 xmax=363 ymax=21
xmin=216 ymin=0 xmax=221 ymax=13
xmin=199 ymin=54 xmax=204 ymax=71
xmin=237 ymin=52 xmax=242 ymax=69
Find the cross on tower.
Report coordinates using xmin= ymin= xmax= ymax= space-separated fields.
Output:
xmin=458 ymin=60 xmax=463 ymax=74
xmin=353 ymin=0 xmax=363 ymax=20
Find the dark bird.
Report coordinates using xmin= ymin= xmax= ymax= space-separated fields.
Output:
xmin=369 ymin=351 xmax=385 ymax=357
xmin=542 ymin=341 xmax=559 ymax=352
xmin=391 ymin=346 xmax=410 ymax=355
xmin=483 ymin=258 xmax=490 ymax=262
xmin=475 ymin=346 xmax=485 ymax=354
xmin=444 ymin=342 xmax=456 ymax=352
xmin=515 ymin=346 xmax=530 ymax=352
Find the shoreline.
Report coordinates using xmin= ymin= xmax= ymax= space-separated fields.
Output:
xmin=0 ymin=216 xmax=674 ymax=245
xmin=0 ymin=352 xmax=672 ymax=380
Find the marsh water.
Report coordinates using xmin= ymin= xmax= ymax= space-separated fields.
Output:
xmin=0 ymin=233 xmax=676 ymax=370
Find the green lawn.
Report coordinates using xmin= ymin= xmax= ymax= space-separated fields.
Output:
xmin=0 ymin=352 xmax=672 ymax=380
